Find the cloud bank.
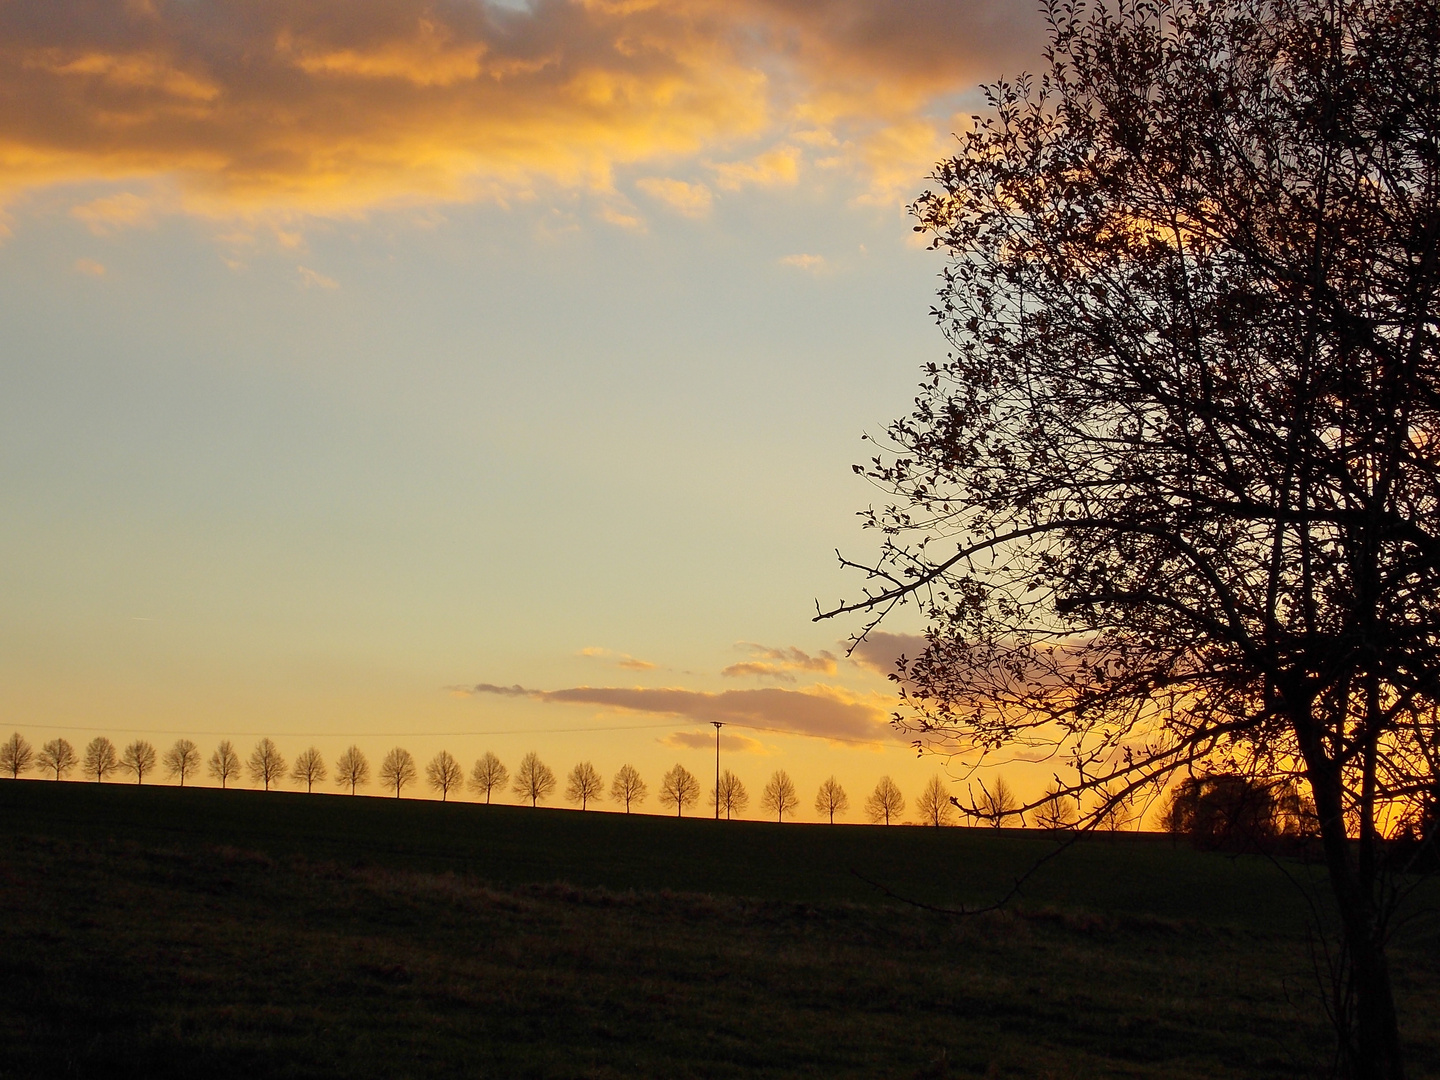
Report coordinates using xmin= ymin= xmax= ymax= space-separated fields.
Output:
xmin=461 ymin=680 xmax=897 ymax=744
xmin=0 ymin=0 xmax=1044 ymax=217
xmin=846 ymin=631 xmax=929 ymax=678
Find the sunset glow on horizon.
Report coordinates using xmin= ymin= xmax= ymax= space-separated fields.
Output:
xmin=0 ymin=0 xmax=1060 ymax=819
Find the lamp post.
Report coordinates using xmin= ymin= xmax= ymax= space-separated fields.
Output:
xmin=711 ymin=721 xmax=723 ymax=819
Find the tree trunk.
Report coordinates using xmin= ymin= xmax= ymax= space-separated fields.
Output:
xmin=1301 ymin=723 xmax=1405 ymax=1080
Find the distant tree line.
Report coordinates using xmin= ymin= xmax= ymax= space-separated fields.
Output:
xmin=0 ymin=731 xmax=1061 ymax=827
xmin=1159 ymin=773 xmax=1324 ymax=852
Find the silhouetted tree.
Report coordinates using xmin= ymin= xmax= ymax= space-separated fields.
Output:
xmin=814 ymin=776 xmax=849 ymax=824
xmin=335 ymin=745 xmax=370 ymax=794
xmin=469 ymin=751 xmax=507 ymax=803
xmin=120 ymin=740 xmax=157 ymax=785
xmin=426 ymin=750 xmax=463 ymax=801
xmin=711 ymin=771 xmax=754 ymax=817
xmin=977 ymin=777 xmax=1021 ymax=829
xmin=610 ymin=763 xmax=647 ymax=812
xmin=1161 ymin=774 xmax=1300 ymax=850
xmin=291 ymin=746 xmax=327 ymax=793
xmin=565 ymin=761 xmax=603 ymax=810
xmin=248 ymin=738 xmax=286 ymax=791
xmin=0 ymin=732 xmax=33 ymax=779
xmin=915 ymin=775 xmax=956 ymax=826
xmin=83 ymin=737 xmax=120 ymax=783
xmin=162 ymin=739 xmax=200 ymax=786
xmin=379 ymin=747 xmax=417 ymax=798
xmin=760 ymin=770 xmax=798 ymax=822
xmin=821 ymin=0 xmax=1440 ymax=1067
xmin=659 ymin=763 xmax=699 ymax=817
xmin=1034 ymin=782 xmax=1078 ymax=831
xmin=864 ymin=776 xmax=904 ymax=825
xmin=37 ymin=738 xmax=77 ymax=780
xmin=710 ymin=769 xmax=747 ymax=820
xmin=512 ymin=751 xmax=555 ymax=807
xmin=208 ymin=740 xmax=240 ymax=789
xmin=1091 ymin=783 xmax=1134 ymax=833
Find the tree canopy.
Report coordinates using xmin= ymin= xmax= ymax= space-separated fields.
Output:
xmin=822 ymin=0 xmax=1440 ymax=1071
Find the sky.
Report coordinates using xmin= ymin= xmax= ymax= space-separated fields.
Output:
xmin=0 ymin=0 xmax=1054 ymax=819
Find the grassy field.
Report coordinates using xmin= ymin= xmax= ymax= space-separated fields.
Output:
xmin=1 ymin=780 xmax=1436 ymax=1079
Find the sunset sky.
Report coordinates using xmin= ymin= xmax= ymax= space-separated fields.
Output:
xmin=0 ymin=0 xmax=1053 ymax=817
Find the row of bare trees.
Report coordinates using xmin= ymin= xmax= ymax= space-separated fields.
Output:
xmin=1 ymin=732 xmax=1052 ymax=826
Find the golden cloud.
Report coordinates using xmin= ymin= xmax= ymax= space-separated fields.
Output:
xmin=709 ymin=144 xmax=800 ymax=190
xmin=0 ymin=0 xmax=1042 ymax=218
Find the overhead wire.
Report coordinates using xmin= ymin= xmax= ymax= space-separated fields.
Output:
xmin=12 ymin=718 xmax=895 ymax=745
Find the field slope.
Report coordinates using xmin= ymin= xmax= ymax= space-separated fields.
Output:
xmin=1 ymin=781 xmax=1436 ymax=1078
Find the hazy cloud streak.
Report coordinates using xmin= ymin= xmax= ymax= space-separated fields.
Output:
xmin=461 ymin=680 xmax=898 ymax=743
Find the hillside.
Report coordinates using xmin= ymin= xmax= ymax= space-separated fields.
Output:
xmin=1 ymin=780 xmax=1436 ymax=1078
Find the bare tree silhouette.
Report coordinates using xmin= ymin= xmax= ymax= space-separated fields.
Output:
xmin=37 ymin=738 xmax=77 ymax=781
xmin=1034 ymin=782 xmax=1078 ymax=831
xmin=119 ymin=740 xmax=157 ymax=785
xmin=659 ymin=763 xmax=699 ymax=817
xmin=565 ymin=761 xmax=603 ymax=810
xmin=915 ymin=775 xmax=956 ymax=827
xmin=248 ymin=738 xmax=286 ymax=792
xmin=469 ymin=751 xmax=507 ymax=803
xmin=0 ymin=733 xmax=33 ymax=779
xmin=512 ymin=751 xmax=555 ymax=807
xmin=814 ymin=776 xmax=849 ymax=824
xmin=865 ymin=777 xmax=904 ymax=825
xmin=610 ymin=763 xmax=647 ymax=813
xmin=709 ymin=769 xmax=747 ymax=820
xmin=291 ymin=746 xmax=327 ymax=793
xmin=379 ymin=747 xmax=417 ymax=798
xmin=334 ymin=745 xmax=370 ymax=795
xmin=208 ymin=740 xmax=240 ymax=789
xmin=84 ymin=737 xmax=120 ymax=783
xmin=162 ymin=739 xmax=200 ymax=786
xmin=977 ymin=777 xmax=1021 ymax=829
xmin=1091 ymin=783 xmax=1134 ymax=833
xmin=760 ymin=770 xmax=798 ymax=822
xmin=426 ymin=750 xmax=463 ymax=801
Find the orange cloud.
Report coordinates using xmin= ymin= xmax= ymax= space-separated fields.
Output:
xmin=0 ymin=0 xmax=1043 ymax=217
xmin=462 ymin=681 xmax=896 ymax=744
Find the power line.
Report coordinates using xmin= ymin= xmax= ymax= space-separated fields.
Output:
xmin=14 ymin=720 xmax=683 ymax=738
xmin=13 ymin=718 xmax=896 ymax=746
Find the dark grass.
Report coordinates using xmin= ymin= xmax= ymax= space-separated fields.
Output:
xmin=1 ymin=780 xmax=1437 ymax=1078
